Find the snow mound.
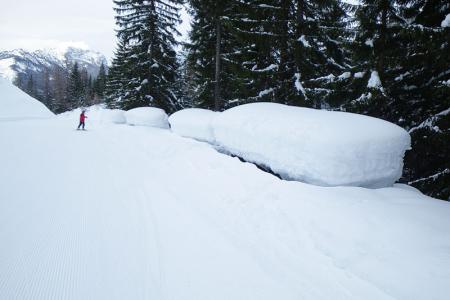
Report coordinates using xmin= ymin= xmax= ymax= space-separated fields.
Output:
xmin=102 ymin=109 xmax=126 ymax=124
xmin=85 ymin=106 xmax=126 ymax=124
xmin=169 ymin=108 xmax=219 ymax=143
xmin=0 ymin=77 xmax=54 ymax=121
xmin=99 ymin=109 xmax=126 ymax=124
xmin=125 ymin=107 xmax=169 ymax=128
xmin=213 ymin=103 xmax=411 ymax=188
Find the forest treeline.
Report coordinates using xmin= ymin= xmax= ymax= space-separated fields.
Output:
xmin=104 ymin=0 xmax=449 ymax=200
xmin=12 ymin=1 xmax=446 ymax=199
xmin=15 ymin=62 xmax=108 ymax=113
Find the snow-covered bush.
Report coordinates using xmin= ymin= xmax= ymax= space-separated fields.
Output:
xmin=169 ymin=108 xmax=219 ymax=143
xmin=0 ymin=77 xmax=54 ymax=120
xmin=213 ymin=102 xmax=411 ymax=188
xmin=125 ymin=107 xmax=169 ymax=128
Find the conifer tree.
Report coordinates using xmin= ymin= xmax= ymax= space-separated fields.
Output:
xmin=344 ymin=0 xmax=450 ymax=199
xmin=94 ymin=62 xmax=107 ymax=100
xmin=187 ymin=0 xmax=351 ymax=110
xmin=107 ymin=0 xmax=182 ymax=112
xmin=284 ymin=0 xmax=351 ymax=108
xmin=186 ymin=0 xmax=241 ymax=110
xmin=43 ymin=68 xmax=54 ymax=111
xmin=52 ymin=66 xmax=69 ymax=113
xmin=397 ymin=1 xmax=450 ymax=199
xmin=226 ymin=0 xmax=281 ymax=105
xmin=26 ymin=74 xmax=36 ymax=98
xmin=67 ymin=62 xmax=85 ymax=109
xmin=105 ymin=37 xmax=132 ymax=108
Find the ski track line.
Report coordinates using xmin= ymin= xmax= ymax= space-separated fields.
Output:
xmin=97 ymin=125 xmax=293 ymax=299
xmin=2 ymin=119 xmax=446 ymax=299
xmin=98 ymin=129 xmax=167 ymax=299
xmin=100 ymin=125 xmax=393 ymax=300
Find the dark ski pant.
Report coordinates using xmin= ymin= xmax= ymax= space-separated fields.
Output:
xmin=77 ymin=121 xmax=85 ymax=129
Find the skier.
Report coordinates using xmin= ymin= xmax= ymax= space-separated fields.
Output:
xmin=77 ymin=110 xmax=87 ymax=130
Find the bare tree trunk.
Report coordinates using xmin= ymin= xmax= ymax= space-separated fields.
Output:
xmin=214 ymin=18 xmax=221 ymax=111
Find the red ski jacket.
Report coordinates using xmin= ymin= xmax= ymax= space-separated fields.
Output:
xmin=80 ymin=113 xmax=87 ymax=122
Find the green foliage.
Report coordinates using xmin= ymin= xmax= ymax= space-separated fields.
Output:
xmin=105 ymin=0 xmax=182 ymax=112
xmin=67 ymin=62 xmax=86 ymax=109
xmin=344 ymin=0 xmax=450 ymax=200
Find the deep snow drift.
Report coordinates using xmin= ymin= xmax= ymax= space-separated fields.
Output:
xmin=213 ymin=103 xmax=410 ymax=188
xmin=125 ymin=107 xmax=169 ymax=128
xmin=1 ymin=105 xmax=449 ymax=300
xmin=0 ymin=77 xmax=54 ymax=120
xmin=88 ymin=106 xmax=126 ymax=124
xmin=169 ymin=108 xmax=218 ymax=143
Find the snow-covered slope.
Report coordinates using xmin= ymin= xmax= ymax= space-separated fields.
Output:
xmin=0 ymin=77 xmax=54 ymax=120
xmin=0 ymin=107 xmax=449 ymax=300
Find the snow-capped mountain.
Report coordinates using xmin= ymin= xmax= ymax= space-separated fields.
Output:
xmin=0 ymin=46 xmax=107 ymax=81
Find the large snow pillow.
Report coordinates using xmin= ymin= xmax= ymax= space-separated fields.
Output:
xmin=100 ymin=109 xmax=126 ymax=124
xmin=80 ymin=106 xmax=126 ymax=124
xmin=213 ymin=102 xmax=411 ymax=188
xmin=169 ymin=108 xmax=219 ymax=143
xmin=125 ymin=107 xmax=169 ymax=128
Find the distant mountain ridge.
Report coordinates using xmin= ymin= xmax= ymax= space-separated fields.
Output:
xmin=0 ymin=46 xmax=107 ymax=81
xmin=0 ymin=46 xmax=108 ymax=113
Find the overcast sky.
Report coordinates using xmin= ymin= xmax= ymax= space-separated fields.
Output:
xmin=0 ymin=0 xmax=191 ymax=60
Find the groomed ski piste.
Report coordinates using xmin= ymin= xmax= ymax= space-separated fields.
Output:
xmin=1 ymin=77 xmax=450 ymax=300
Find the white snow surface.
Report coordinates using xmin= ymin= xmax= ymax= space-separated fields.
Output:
xmin=213 ymin=103 xmax=410 ymax=188
xmin=338 ymin=71 xmax=351 ymax=80
xmin=0 ymin=58 xmax=17 ymax=80
xmin=169 ymin=108 xmax=219 ymax=143
xmin=368 ymin=70 xmax=382 ymax=89
xmin=0 ymin=77 xmax=54 ymax=120
xmin=0 ymin=105 xmax=449 ymax=300
xmin=441 ymin=13 xmax=450 ymax=27
xmin=86 ymin=106 xmax=126 ymax=124
xmin=298 ymin=35 xmax=311 ymax=47
xmin=125 ymin=107 xmax=169 ymax=128
xmin=59 ymin=106 xmax=126 ymax=125
xmin=354 ymin=71 xmax=366 ymax=78
xmin=365 ymin=39 xmax=374 ymax=47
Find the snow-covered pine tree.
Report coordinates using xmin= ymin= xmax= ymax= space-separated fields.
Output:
xmin=344 ymin=0 xmax=450 ymax=199
xmin=105 ymin=37 xmax=132 ymax=108
xmin=67 ymin=62 xmax=86 ymax=109
xmin=80 ymin=68 xmax=92 ymax=105
xmin=225 ymin=0 xmax=282 ymax=105
xmin=186 ymin=0 xmax=243 ymax=111
xmin=108 ymin=0 xmax=182 ymax=112
xmin=51 ymin=65 xmax=69 ymax=113
xmin=173 ymin=48 xmax=195 ymax=109
xmin=275 ymin=0 xmax=351 ymax=108
xmin=94 ymin=62 xmax=107 ymax=102
xmin=343 ymin=0 xmax=408 ymax=118
xmin=397 ymin=1 xmax=450 ymax=200
xmin=228 ymin=0 xmax=351 ymax=108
